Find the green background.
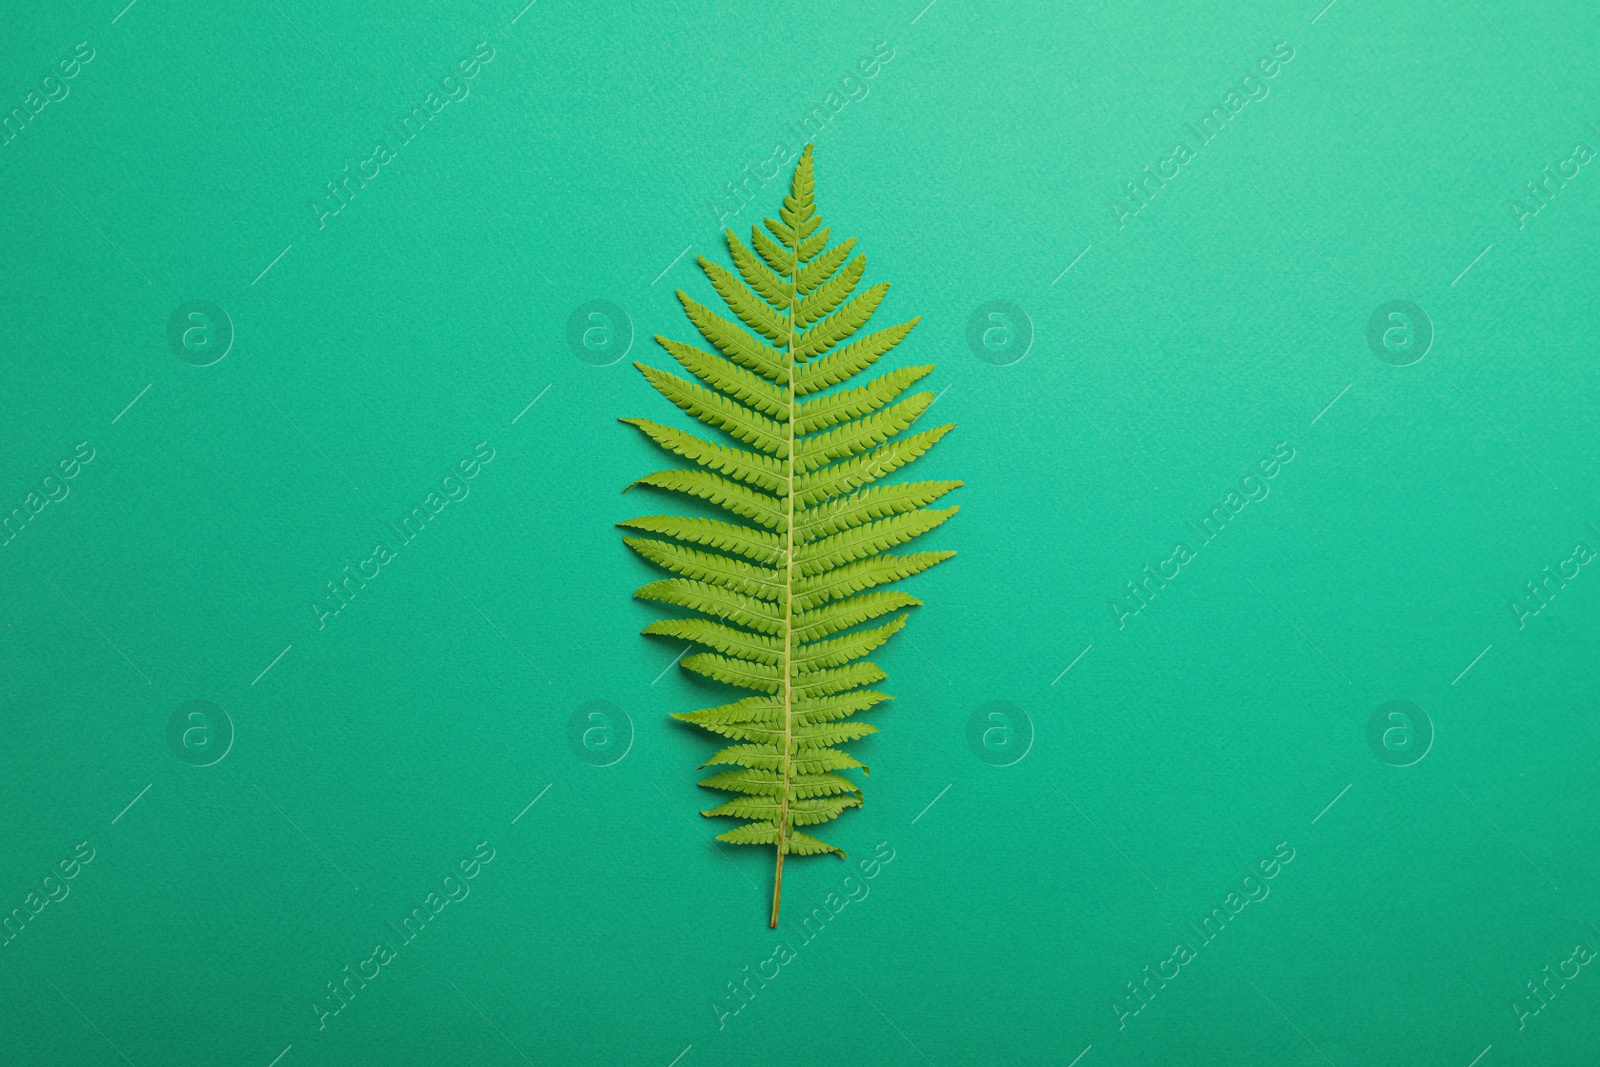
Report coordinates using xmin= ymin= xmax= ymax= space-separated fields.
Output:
xmin=2 ymin=0 xmax=1598 ymax=1064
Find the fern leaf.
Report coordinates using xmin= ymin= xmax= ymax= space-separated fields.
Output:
xmin=621 ymin=144 xmax=959 ymax=925
xmin=793 ymin=591 xmax=922 ymax=643
xmin=621 ymin=418 xmax=783 ymax=491
xmin=698 ymin=768 xmax=862 ymax=799
xmin=679 ymin=293 xmax=787 ymax=381
xmin=795 ymin=507 xmax=959 ymax=577
xmin=766 ymin=216 xmax=796 ymax=245
xmin=793 ymin=551 xmax=956 ymax=611
xmin=792 ymin=661 xmax=887 ymax=699
xmin=726 ymin=230 xmax=793 ymax=308
xmin=657 ymin=336 xmax=786 ymax=418
xmin=642 ymin=618 xmax=782 ymax=664
xmin=785 ymin=831 xmax=844 ymax=856
xmin=634 ymin=579 xmax=783 ymax=635
xmin=717 ymin=822 xmax=779 ymax=846
xmin=629 ymin=470 xmax=783 ymax=530
xmin=794 ymin=319 xmax=919 ymax=395
xmin=794 ymin=616 xmax=908 ymax=672
xmin=783 ymin=158 xmax=816 ymax=221
xmin=795 ymin=256 xmax=865 ymax=328
xmin=795 ymin=690 xmax=892 ymax=724
xmin=701 ymin=797 xmax=779 ymax=820
xmin=624 ymin=538 xmax=781 ymax=599
xmin=795 ymin=393 xmax=935 ymax=473
xmin=796 ymin=480 xmax=964 ymax=543
xmin=789 ymin=796 xmax=863 ymax=826
xmin=795 ymin=721 xmax=879 ymax=746
xmin=702 ymin=744 xmax=865 ymax=775
xmin=752 ymin=226 xmax=794 ymax=275
xmin=682 ymin=652 xmax=783 ymax=693
xmin=635 ymin=364 xmax=787 ymax=455
xmin=699 ymin=769 xmax=782 ymax=796
xmin=676 ymin=693 xmax=886 ymax=740
xmin=795 ymin=364 xmax=935 ymax=434
xmin=787 ymin=772 xmax=862 ymax=798
xmin=672 ymin=696 xmax=784 ymax=729
xmin=796 ymin=238 xmax=857 ymax=295
xmin=700 ymin=743 xmax=780 ymax=770
xmin=798 ymin=227 xmax=829 ymax=261
xmin=795 ymin=424 xmax=954 ymax=506
xmin=617 ymin=515 xmax=781 ymax=565
xmin=703 ymin=795 xmax=862 ymax=824
xmin=726 ymin=821 xmax=849 ymax=853
xmin=690 ymin=717 xmax=879 ymax=745
xmin=795 ymin=283 xmax=889 ymax=360
xmin=701 ymin=258 xmax=790 ymax=343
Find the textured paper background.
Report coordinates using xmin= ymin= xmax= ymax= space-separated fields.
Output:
xmin=2 ymin=1 xmax=1597 ymax=1064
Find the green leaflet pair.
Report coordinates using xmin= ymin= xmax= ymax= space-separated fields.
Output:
xmin=619 ymin=146 xmax=959 ymax=926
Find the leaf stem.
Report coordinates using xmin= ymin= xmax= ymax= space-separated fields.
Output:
xmin=772 ymin=152 xmax=807 ymax=928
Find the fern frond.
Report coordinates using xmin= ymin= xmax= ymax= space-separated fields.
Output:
xmin=617 ymin=515 xmax=781 ymax=565
xmin=795 ymin=256 xmax=865 ymax=328
xmin=701 ymin=257 xmax=790 ymax=343
xmin=623 ymin=538 xmax=781 ymax=599
xmin=794 ymin=616 xmax=907 ymax=672
xmin=629 ymin=470 xmax=783 ymax=529
xmin=793 ymin=552 xmax=956 ymax=611
xmin=794 ymin=320 xmax=919 ymax=395
xmin=795 ymin=507 xmax=959 ymax=576
xmin=682 ymin=652 xmax=784 ymax=693
xmin=635 ymin=364 xmax=787 ymax=455
xmin=795 ymin=283 xmax=889 ymax=360
xmin=794 ymin=424 xmax=955 ymax=506
xmin=634 ymin=579 xmax=783 ymax=635
xmin=726 ymin=230 xmax=793 ymax=308
xmin=795 ymin=393 xmax=935 ymax=473
xmin=657 ymin=337 xmax=786 ymax=418
xmin=796 ymin=238 xmax=857 ymax=295
xmin=621 ymin=418 xmax=783 ymax=491
xmin=679 ymin=293 xmax=787 ymax=381
xmin=795 ymin=690 xmax=892 ymax=723
xmin=752 ymin=226 xmax=794 ymax=275
xmin=796 ymin=480 xmax=964 ymax=543
xmin=642 ymin=618 xmax=782 ymax=664
xmin=621 ymin=144 xmax=959 ymax=925
xmin=793 ymin=591 xmax=922 ymax=643
xmin=671 ymin=696 xmax=784 ymax=728
xmin=795 ymin=364 xmax=935 ymax=434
